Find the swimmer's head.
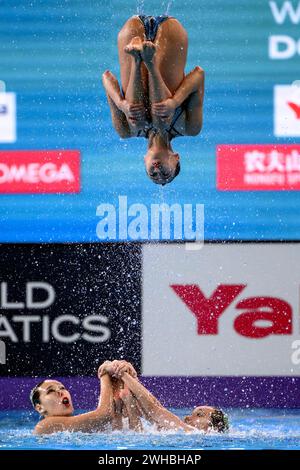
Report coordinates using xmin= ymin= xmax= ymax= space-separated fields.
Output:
xmin=184 ymin=406 xmax=229 ymax=433
xmin=30 ymin=380 xmax=74 ymax=418
xmin=144 ymin=148 xmax=180 ymax=185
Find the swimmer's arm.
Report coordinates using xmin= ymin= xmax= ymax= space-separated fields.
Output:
xmin=97 ymin=372 xmax=115 ymax=412
xmin=172 ymin=66 xmax=204 ymax=110
xmin=102 ymin=70 xmax=132 ymax=138
xmin=34 ymin=375 xmax=114 ymax=435
xmin=152 ymin=67 xmax=205 ymax=136
xmin=122 ymin=373 xmax=193 ymax=432
xmin=121 ymin=389 xmax=143 ymax=432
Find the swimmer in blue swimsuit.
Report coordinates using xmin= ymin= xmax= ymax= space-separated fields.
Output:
xmin=102 ymin=15 xmax=205 ymax=185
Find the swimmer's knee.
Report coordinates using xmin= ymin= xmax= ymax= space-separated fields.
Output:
xmin=194 ymin=66 xmax=204 ymax=74
xmin=118 ymin=16 xmax=144 ymax=44
xmin=164 ymin=18 xmax=188 ymax=40
xmin=102 ymin=70 xmax=115 ymax=83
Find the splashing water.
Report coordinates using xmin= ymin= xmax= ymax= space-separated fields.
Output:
xmin=1 ymin=409 xmax=300 ymax=450
xmin=136 ymin=0 xmax=145 ymax=15
xmin=158 ymin=184 xmax=166 ymax=205
xmin=164 ymin=1 xmax=174 ymax=15
xmin=136 ymin=0 xmax=174 ymax=16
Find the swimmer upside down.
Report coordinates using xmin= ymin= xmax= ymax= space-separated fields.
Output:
xmin=102 ymin=15 xmax=205 ymax=185
xmin=31 ymin=360 xmax=228 ymax=435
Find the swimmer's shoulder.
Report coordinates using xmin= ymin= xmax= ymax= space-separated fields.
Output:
xmin=34 ymin=417 xmax=69 ymax=435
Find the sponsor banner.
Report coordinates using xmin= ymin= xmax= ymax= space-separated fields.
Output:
xmin=0 ymin=92 xmax=16 ymax=143
xmin=269 ymin=1 xmax=300 ymax=61
xmin=217 ymin=144 xmax=300 ymax=190
xmin=274 ymin=85 xmax=300 ymax=137
xmin=142 ymin=243 xmax=300 ymax=377
xmin=0 ymin=150 xmax=80 ymax=193
xmin=0 ymin=244 xmax=142 ymax=376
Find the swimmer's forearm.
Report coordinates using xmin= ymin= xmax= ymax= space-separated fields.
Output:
xmin=122 ymin=373 xmax=192 ymax=432
xmin=97 ymin=373 xmax=114 ymax=415
xmin=112 ymin=408 xmax=123 ymax=431
xmin=123 ymin=394 xmax=143 ymax=432
xmin=122 ymin=373 xmax=162 ymax=410
xmin=122 ymin=373 xmax=169 ymax=423
xmin=172 ymin=66 xmax=204 ymax=108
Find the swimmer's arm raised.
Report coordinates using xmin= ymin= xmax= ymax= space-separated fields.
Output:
xmin=121 ymin=373 xmax=193 ymax=432
xmin=97 ymin=367 xmax=115 ymax=412
xmin=121 ymin=387 xmax=143 ymax=432
xmin=98 ymin=364 xmax=124 ymax=431
xmin=34 ymin=375 xmax=114 ymax=435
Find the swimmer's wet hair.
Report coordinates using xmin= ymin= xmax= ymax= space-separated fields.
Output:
xmin=210 ymin=409 xmax=229 ymax=433
xmin=30 ymin=380 xmax=46 ymax=408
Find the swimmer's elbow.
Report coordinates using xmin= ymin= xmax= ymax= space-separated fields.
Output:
xmin=194 ymin=66 xmax=205 ymax=76
xmin=116 ymin=127 xmax=131 ymax=138
xmin=112 ymin=120 xmax=131 ymax=138
xmin=193 ymin=67 xmax=205 ymax=89
xmin=189 ymin=128 xmax=201 ymax=136
xmin=185 ymin=123 xmax=202 ymax=136
xmin=102 ymin=70 xmax=114 ymax=84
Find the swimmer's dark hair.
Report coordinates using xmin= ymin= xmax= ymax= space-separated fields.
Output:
xmin=210 ymin=409 xmax=229 ymax=433
xmin=30 ymin=380 xmax=46 ymax=408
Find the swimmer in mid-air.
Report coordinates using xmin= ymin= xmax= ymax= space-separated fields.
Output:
xmin=102 ymin=15 xmax=205 ymax=185
xmin=31 ymin=360 xmax=228 ymax=434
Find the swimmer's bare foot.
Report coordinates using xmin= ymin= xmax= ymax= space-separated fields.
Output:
xmin=124 ymin=36 xmax=143 ymax=61
xmin=140 ymin=41 xmax=156 ymax=66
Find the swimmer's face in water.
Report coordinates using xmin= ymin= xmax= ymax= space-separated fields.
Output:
xmin=34 ymin=380 xmax=74 ymax=418
xmin=184 ymin=406 xmax=228 ymax=432
xmin=144 ymin=148 xmax=180 ymax=185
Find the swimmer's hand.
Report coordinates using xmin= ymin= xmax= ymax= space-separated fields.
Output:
xmin=98 ymin=361 xmax=112 ymax=378
xmin=112 ymin=360 xmax=138 ymax=379
xmin=98 ymin=360 xmax=137 ymax=379
xmin=152 ymin=98 xmax=176 ymax=121
xmin=119 ymin=99 xmax=146 ymax=123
